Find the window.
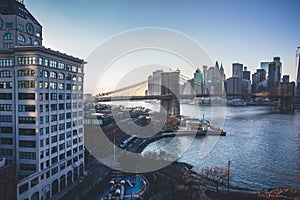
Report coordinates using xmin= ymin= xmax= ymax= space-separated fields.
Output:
xmin=19 ymin=117 xmax=35 ymax=124
xmin=0 ymin=70 xmax=12 ymax=77
xmin=59 ymin=143 xmax=65 ymax=151
xmin=4 ymin=33 xmax=13 ymax=40
xmin=34 ymin=40 xmax=40 ymax=45
xmin=18 ymin=24 xmax=24 ymax=31
xmin=59 ymin=94 xmax=65 ymax=100
xmin=51 ymin=166 xmax=58 ymax=175
xmin=59 ymin=113 xmax=65 ymax=120
xmin=0 ymin=127 xmax=12 ymax=134
xmin=40 ymin=139 xmax=44 ymax=147
xmin=50 ymin=71 xmax=57 ymax=79
xmin=51 ymin=157 xmax=58 ymax=165
xmin=51 ymin=104 xmax=57 ymax=111
xmin=66 ymin=103 xmax=71 ymax=109
xmin=59 ymin=153 xmax=65 ymax=161
xmin=51 ymin=93 xmax=57 ymax=100
xmin=18 ymin=69 xmax=35 ymax=76
xmin=0 ymin=59 xmax=13 ymax=67
xmin=0 ymin=148 xmax=13 ymax=157
xmin=59 ymin=133 xmax=65 ymax=141
xmin=59 ymin=123 xmax=65 ymax=131
xmin=72 ymin=66 xmax=77 ymax=72
xmin=18 ymin=35 xmax=25 ymax=42
xmin=51 ymin=146 xmax=58 ymax=154
xmin=66 ymin=113 xmax=71 ymax=119
xmin=0 ymin=115 xmax=12 ymax=123
xmin=19 ymin=129 xmax=35 ymax=136
xmin=51 ymin=125 xmax=57 ymax=133
xmin=58 ymin=63 xmax=65 ymax=70
xmin=51 ymin=136 xmax=57 ymax=143
xmin=0 ymin=104 xmax=12 ymax=111
xmin=38 ymin=58 xmax=43 ymax=65
xmin=0 ymin=93 xmax=12 ymax=100
xmin=59 ymin=103 xmax=64 ymax=110
xmin=78 ymin=67 xmax=82 ymax=74
xmin=0 ymin=81 xmax=12 ymax=89
xmin=59 ymin=162 xmax=66 ymax=170
xmin=27 ymin=37 xmax=32 ymax=45
xmin=43 ymin=70 xmax=49 ymax=77
xmin=66 ymin=93 xmax=71 ymax=100
xmin=50 ymin=82 xmax=57 ymax=90
xmin=18 ymin=57 xmax=36 ymax=65
xmin=58 ymin=73 xmax=64 ymax=80
xmin=67 ymin=150 xmax=72 ymax=157
xmin=19 ymin=152 xmax=36 ymax=160
xmin=18 ymin=80 xmax=35 ymax=88
xmin=20 ymin=164 xmax=36 ymax=171
xmin=18 ymin=105 xmax=35 ymax=112
xmin=66 ymin=74 xmax=71 ymax=80
xmin=49 ymin=60 xmax=57 ymax=68
xmin=19 ymin=140 xmax=36 ymax=148
xmin=58 ymin=83 xmax=64 ymax=90
xmin=6 ymin=23 xmax=13 ymax=28
xmin=19 ymin=93 xmax=35 ymax=100
xmin=66 ymin=141 xmax=72 ymax=148
xmin=51 ymin=114 xmax=57 ymax=122
xmin=66 ymin=131 xmax=72 ymax=138
xmin=1 ymin=138 xmax=13 ymax=145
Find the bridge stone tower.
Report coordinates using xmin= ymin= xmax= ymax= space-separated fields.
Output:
xmin=160 ymin=70 xmax=180 ymax=117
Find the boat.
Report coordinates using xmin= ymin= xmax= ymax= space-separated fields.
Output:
xmin=184 ymin=114 xmax=226 ymax=136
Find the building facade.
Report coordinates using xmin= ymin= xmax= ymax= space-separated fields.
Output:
xmin=0 ymin=1 xmax=85 ymax=199
xmin=193 ymin=68 xmax=203 ymax=95
xmin=296 ymin=47 xmax=300 ymax=88
xmin=232 ymin=63 xmax=243 ymax=79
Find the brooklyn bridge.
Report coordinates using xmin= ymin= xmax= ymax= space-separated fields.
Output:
xmin=95 ymin=74 xmax=300 ymax=115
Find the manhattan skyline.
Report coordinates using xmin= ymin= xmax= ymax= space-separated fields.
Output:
xmin=26 ymin=0 xmax=300 ymax=91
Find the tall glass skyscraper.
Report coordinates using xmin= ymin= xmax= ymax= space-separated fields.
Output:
xmin=296 ymin=47 xmax=300 ymax=87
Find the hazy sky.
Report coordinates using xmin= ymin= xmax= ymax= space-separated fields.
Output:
xmin=26 ymin=0 xmax=300 ymax=92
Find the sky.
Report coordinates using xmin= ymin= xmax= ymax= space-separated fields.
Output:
xmin=25 ymin=0 xmax=300 ymax=93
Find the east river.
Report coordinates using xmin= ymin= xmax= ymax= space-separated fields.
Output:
xmin=140 ymin=103 xmax=300 ymax=191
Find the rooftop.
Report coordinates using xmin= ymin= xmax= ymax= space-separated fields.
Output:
xmin=0 ymin=0 xmax=41 ymax=26
xmin=1 ymin=45 xmax=85 ymax=63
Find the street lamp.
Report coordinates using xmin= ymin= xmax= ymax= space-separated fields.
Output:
xmin=227 ymin=160 xmax=231 ymax=194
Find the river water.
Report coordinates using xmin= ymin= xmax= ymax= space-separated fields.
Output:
xmin=141 ymin=104 xmax=300 ymax=190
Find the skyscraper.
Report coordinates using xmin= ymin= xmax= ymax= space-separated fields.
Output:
xmin=232 ymin=63 xmax=243 ymax=78
xmin=268 ymin=61 xmax=277 ymax=90
xmin=193 ymin=68 xmax=203 ymax=95
xmin=268 ymin=57 xmax=282 ymax=91
xmin=273 ymin=57 xmax=282 ymax=85
xmin=0 ymin=1 xmax=85 ymax=199
xmin=242 ymin=66 xmax=251 ymax=80
xmin=260 ymin=62 xmax=269 ymax=78
xmin=296 ymin=47 xmax=300 ymax=87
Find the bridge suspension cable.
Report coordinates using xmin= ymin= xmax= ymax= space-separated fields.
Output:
xmin=97 ymin=80 xmax=148 ymax=97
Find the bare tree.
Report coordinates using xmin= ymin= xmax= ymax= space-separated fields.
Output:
xmin=202 ymin=166 xmax=233 ymax=192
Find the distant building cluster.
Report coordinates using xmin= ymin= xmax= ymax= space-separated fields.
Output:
xmin=147 ymin=49 xmax=300 ymax=98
